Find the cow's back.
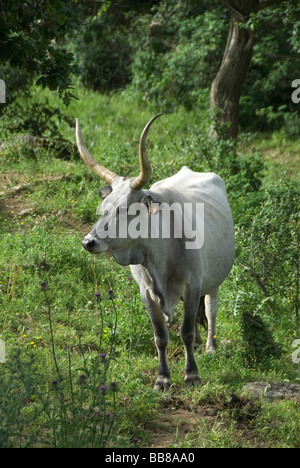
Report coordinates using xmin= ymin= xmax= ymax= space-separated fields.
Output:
xmin=151 ymin=166 xmax=235 ymax=293
xmin=151 ymin=166 xmax=225 ymax=198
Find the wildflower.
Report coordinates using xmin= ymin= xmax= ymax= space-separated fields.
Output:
xmin=213 ymin=335 xmax=217 ymax=339
xmin=110 ymin=381 xmax=118 ymax=392
xmin=106 ymin=412 xmax=112 ymax=418
xmin=131 ymin=437 xmax=139 ymax=445
xmin=108 ymin=289 xmax=114 ymax=299
xmin=52 ymin=380 xmax=58 ymax=386
xmin=30 ymin=341 xmax=35 ymax=345
xmin=22 ymin=334 xmax=27 ymax=338
xmin=100 ymin=385 xmax=107 ymax=393
xmin=79 ymin=374 xmax=87 ymax=384
xmin=95 ymin=292 xmax=101 ymax=300
xmin=100 ymin=352 xmax=107 ymax=359
xmin=127 ymin=276 xmax=132 ymax=281
xmin=40 ymin=281 xmax=47 ymax=291
xmin=37 ymin=336 xmax=42 ymax=340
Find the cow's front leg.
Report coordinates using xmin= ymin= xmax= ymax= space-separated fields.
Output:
xmin=181 ymin=293 xmax=201 ymax=387
xmin=205 ymin=293 xmax=218 ymax=353
xmin=146 ymin=293 xmax=171 ymax=392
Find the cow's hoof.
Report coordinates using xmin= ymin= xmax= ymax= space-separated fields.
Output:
xmin=153 ymin=379 xmax=171 ymax=392
xmin=206 ymin=346 xmax=217 ymax=354
xmin=184 ymin=375 xmax=201 ymax=388
xmin=206 ymin=338 xmax=218 ymax=353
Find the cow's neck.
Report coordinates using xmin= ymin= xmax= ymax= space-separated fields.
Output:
xmin=110 ymin=242 xmax=146 ymax=267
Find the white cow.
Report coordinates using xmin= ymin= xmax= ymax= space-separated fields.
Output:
xmin=76 ymin=114 xmax=235 ymax=390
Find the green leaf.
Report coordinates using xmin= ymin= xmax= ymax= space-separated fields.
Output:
xmin=63 ymin=93 xmax=70 ymax=107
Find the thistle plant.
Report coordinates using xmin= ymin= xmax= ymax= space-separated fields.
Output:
xmin=0 ymin=281 xmax=119 ymax=448
xmin=38 ymin=283 xmax=119 ymax=448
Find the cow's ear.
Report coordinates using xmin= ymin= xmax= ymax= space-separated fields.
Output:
xmin=141 ymin=194 xmax=160 ymax=215
xmin=98 ymin=185 xmax=113 ymax=199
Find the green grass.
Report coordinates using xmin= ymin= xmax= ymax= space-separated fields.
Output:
xmin=0 ymin=86 xmax=299 ymax=448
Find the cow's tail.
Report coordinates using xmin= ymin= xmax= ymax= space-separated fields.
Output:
xmin=197 ymin=296 xmax=207 ymax=329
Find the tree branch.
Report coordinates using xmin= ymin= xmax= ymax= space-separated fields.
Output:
xmin=0 ymin=174 xmax=71 ymax=198
xmin=220 ymin=0 xmax=282 ymax=21
xmin=220 ymin=0 xmax=248 ymax=22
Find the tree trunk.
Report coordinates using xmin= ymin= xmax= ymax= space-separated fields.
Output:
xmin=210 ymin=1 xmax=259 ymax=139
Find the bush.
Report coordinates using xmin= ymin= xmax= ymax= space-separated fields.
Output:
xmin=240 ymin=309 xmax=282 ymax=366
xmin=131 ymin=6 xmax=227 ymax=111
xmin=73 ymin=13 xmax=133 ymax=91
xmin=0 ymin=97 xmax=74 ymax=139
xmin=229 ymin=176 xmax=299 ymax=368
xmin=177 ymin=126 xmax=265 ymax=199
xmin=245 ymin=178 xmax=299 ymax=318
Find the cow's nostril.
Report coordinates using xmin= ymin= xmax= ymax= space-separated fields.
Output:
xmin=82 ymin=238 xmax=95 ymax=252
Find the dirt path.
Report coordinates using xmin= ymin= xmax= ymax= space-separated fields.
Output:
xmin=142 ymin=395 xmax=268 ymax=448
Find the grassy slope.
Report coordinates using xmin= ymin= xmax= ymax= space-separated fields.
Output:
xmin=0 ymin=86 xmax=299 ymax=448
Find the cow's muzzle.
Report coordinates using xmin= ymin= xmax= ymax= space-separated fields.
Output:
xmin=82 ymin=234 xmax=108 ymax=254
xmin=82 ymin=237 xmax=96 ymax=253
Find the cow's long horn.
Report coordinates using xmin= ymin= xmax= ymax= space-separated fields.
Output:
xmin=131 ymin=113 xmax=164 ymax=190
xmin=75 ymin=118 xmax=118 ymax=185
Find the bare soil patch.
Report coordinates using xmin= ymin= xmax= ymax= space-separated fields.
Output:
xmin=142 ymin=395 xmax=267 ymax=448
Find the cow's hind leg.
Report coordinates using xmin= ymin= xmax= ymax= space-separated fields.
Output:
xmin=194 ymin=296 xmax=207 ymax=349
xmin=181 ymin=292 xmax=201 ymax=387
xmin=145 ymin=291 xmax=171 ymax=392
xmin=205 ymin=291 xmax=218 ymax=353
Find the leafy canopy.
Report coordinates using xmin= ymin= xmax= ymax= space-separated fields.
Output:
xmin=0 ymin=0 xmax=86 ymax=105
